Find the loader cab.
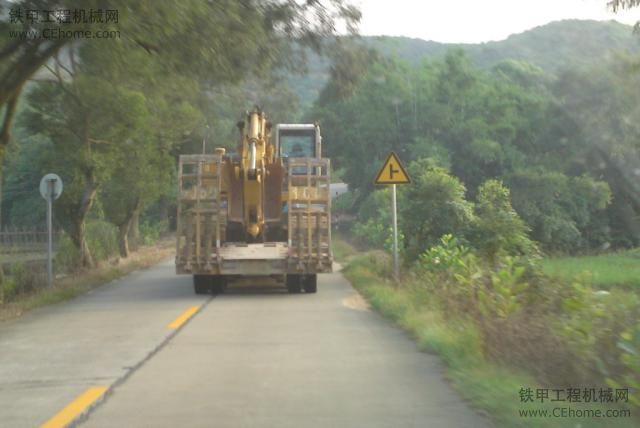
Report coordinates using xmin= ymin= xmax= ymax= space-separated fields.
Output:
xmin=275 ymin=124 xmax=321 ymax=170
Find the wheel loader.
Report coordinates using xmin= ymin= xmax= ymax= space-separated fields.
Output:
xmin=175 ymin=110 xmax=332 ymax=294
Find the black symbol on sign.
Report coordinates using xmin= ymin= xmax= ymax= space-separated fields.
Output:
xmin=389 ymin=163 xmax=399 ymax=179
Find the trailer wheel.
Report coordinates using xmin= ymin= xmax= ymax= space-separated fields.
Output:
xmin=210 ymin=275 xmax=226 ymax=294
xmin=286 ymin=274 xmax=302 ymax=293
xmin=303 ymin=274 xmax=317 ymax=293
xmin=193 ymin=275 xmax=210 ymax=294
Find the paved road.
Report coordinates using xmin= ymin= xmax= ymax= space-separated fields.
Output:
xmin=0 ymin=260 xmax=492 ymax=428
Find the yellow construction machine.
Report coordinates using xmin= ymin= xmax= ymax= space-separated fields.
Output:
xmin=175 ymin=110 xmax=332 ymax=294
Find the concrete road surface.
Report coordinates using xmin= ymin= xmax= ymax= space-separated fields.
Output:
xmin=0 ymin=260 xmax=492 ymax=428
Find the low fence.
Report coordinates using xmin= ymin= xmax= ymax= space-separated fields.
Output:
xmin=0 ymin=227 xmax=60 ymax=257
xmin=0 ymin=228 xmax=61 ymax=303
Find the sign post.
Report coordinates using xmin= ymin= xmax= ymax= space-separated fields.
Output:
xmin=374 ymin=152 xmax=411 ymax=282
xmin=39 ymin=174 xmax=63 ymax=288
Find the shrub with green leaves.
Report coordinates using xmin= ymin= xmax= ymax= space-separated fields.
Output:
xmin=400 ymin=161 xmax=475 ymax=261
xmin=478 ymin=256 xmax=529 ymax=319
xmin=608 ymin=322 xmax=640 ymax=409
xmin=473 ymin=179 xmax=537 ymax=262
xmin=0 ymin=267 xmax=19 ymax=303
xmin=556 ymin=278 xmax=640 ymax=384
xmin=55 ymin=220 xmax=119 ymax=271
xmin=139 ymin=220 xmax=167 ymax=246
xmin=417 ymin=234 xmax=469 ymax=273
xmin=11 ymin=261 xmax=43 ymax=294
xmin=55 ymin=232 xmax=80 ymax=273
xmin=86 ymin=220 xmax=119 ymax=261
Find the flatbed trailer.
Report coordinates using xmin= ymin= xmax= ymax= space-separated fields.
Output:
xmin=175 ymin=122 xmax=333 ymax=294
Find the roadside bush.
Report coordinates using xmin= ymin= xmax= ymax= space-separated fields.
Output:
xmin=331 ymin=190 xmax=356 ymax=214
xmin=415 ymin=234 xmax=481 ymax=318
xmin=1 ymin=276 xmax=18 ymax=303
xmin=608 ymin=321 xmax=640 ymax=409
xmin=472 ymin=179 xmax=537 ymax=262
xmin=353 ymin=218 xmax=388 ymax=249
xmin=11 ymin=261 xmax=44 ymax=294
xmin=478 ymin=256 xmax=529 ymax=320
xmin=139 ymin=220 xmax=166 ymax=246
xmin=55 ymin=232 xmax=79 ymax=272
xmin=556 ymin=283 xmax=640 ymax=384
xmin=417 ymin=234 xmax=469 ymax=273
xmin=400 ymin=162 xmax=475 ymax=261
xmin=353 ymin=188 xmax=393 ymax=248
xmin=55 ymin=220 xmax=119 ymax=271
xmin=86 ymin=220 xmax=119 ymax=261
xmin=0 ymin=267 xmax=19 ymax=303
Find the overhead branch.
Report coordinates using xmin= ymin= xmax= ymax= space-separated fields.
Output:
xmin=0 ymin=39 xmax=68 ymax=107
xmin=0 ymin=87 xmax=22 ymax=163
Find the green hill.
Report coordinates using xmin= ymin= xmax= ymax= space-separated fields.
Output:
xmin=293 ymin=19 xmax=640 ymax=107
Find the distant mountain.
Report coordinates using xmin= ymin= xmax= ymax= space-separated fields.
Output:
xmin=293 ymin=20 xmax=640 ymax=108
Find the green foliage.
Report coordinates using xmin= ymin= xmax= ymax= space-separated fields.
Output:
xmin=139 ymin=220 xmax=165 ymax=246
xmin=608 ymin=322 xmax=640 ymax=409
xmin=0 ymin=268 xmax=18 ymax=303
xmin=55 ymin=233 xmax=79 ymax=274
xmin=400 ymin=162 xmax=475 ymax=260
xmin=479 ymin=257 xmax=529 ymax=319
xmin=55 ymin=220 xmax=119 ymax=270
xmin=352 ymin=188 xmax=405 ymax=253
xmin=331 ymin=191 xmax=356 ymax=214
xmin=473 ymin=179 xmax=536 ymax=260
xmin=86 ymin=220 xmax=119 ymax=262
xmin=508 ymin=170 xmax=612 ymax=251
xmin=311 ymin=34 xmax=640 ymax=254
xmin=417 ymin=234 xmax=469 ymax=273
xmin=557 ymin=279 xmax=640 ymax=385
xmin=344 ymin=249 xmax=639 ymax=427
xmin=407 ymin=229 xmax=640 ymax=395
xmin=11 ymin=262 xmax=36 ymax=294
xmin=0 ymin=262 xmax=45 ymax=301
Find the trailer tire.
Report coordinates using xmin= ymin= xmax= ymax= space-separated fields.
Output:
xmin=302 ymin=274 xmax=317 ymax=293
xmin=286 ymin=274 xmax=302 ymax=293
xmin=193 ymin=275 xmax=211 ymax=294
xmin=210 ymin=275 xmax=226 ymax=294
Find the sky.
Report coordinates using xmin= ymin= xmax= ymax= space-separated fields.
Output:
xmin=354 ymin=0 xmax=640 ymax=43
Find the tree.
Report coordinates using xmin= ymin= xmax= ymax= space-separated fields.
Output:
xmin=551 ymin=59 xmax=640 ymax=247
xmin=608 ymin=1 xmax=640 ymax=31
xmin=20 ymin=56 xmax=151 ymax=268
xmin=608 ymin=1 xmax=640 ymax=11
xmin=507 ymin=169 xmax=612 ymax=251
xmin=473 ymin=179 xmax=535 ymax=262
xmin=101 ymin=88 xmax=201 ymax=257
xmin=0 ymin=0 xmax=361 ymax=169
xmin=400 ymin=160 xmax=475 ymax=261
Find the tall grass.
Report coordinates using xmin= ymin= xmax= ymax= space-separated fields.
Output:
xmin=541 ymin=252 xmax=640 ymax=289
xmin=342 ymin=250 xmax=639 ymax=428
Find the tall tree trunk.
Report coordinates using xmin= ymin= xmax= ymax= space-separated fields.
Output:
xmin=69 ymin=215 xmax=94 ymax=269
xmin=118 ymin=221 xmax=131 ymax=258
xmin=118 ymin=198 xmax=140 ymax=258
xmin=128 ymin=209 xmax=140 ymax=250
xmin=0 ymin=88 xmax=21 ymax=173
xmin=0 ymin=170 xmax=3 ymax=230
xmin=158 ymin=194 xmax=169 ymax=227
xmin=69 ymin=176 xmax=97 ymax=269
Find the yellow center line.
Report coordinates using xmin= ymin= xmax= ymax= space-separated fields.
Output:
xmin=167 ymin=305 xmax=202 ymax=329
xmin=41 ymin=386 xmax=108 ymax=428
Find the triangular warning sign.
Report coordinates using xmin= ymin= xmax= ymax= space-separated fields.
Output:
xmin=374 ymin=152 xmax=411 ymax=185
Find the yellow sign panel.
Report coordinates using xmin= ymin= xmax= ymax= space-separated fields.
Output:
xmin=374 ymin=152 xmax=411 ymax=184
